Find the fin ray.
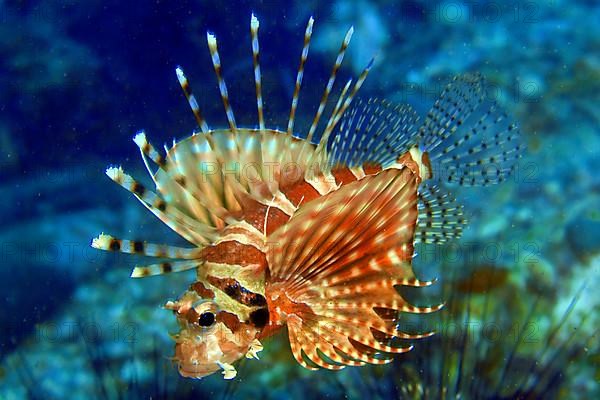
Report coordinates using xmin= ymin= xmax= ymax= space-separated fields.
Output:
xmin=175 ymin=67 xmax=210 ymax=133
xmin=91 ymin=233 xmax=202 ymax=259
xmin=286 ymin=17 xmax=314 ymax=136
xmin=105 ymin=166 xmax=216 ymax=245
xmin=327 ymin=97 xmax=420 ymax=168
xmin=415 ymin=184 xmax=467 ymax=244
xmin=250 ymin=14 xmax=265 ymax=130
xmin=131 ymin=259 xmax=201 ymax=278
xmin=418 ymin=73 xmax=523 ymax=186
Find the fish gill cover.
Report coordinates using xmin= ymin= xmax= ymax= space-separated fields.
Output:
xmin=0 ymin=1 xmax=598 ymax=399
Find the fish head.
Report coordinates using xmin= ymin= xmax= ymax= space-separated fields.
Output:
xmin=165 ymin=289 xmax=261 ymax=380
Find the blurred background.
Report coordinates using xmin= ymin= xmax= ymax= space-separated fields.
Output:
xmin=0 ymin=0 xmax=598 ymax=398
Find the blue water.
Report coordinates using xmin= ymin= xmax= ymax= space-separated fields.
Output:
xmin=1 ymin=1 xmax=598 ymax=398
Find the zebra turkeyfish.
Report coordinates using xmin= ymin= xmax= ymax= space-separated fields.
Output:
xmin=91 ymin=14 xmax=521 ymax=380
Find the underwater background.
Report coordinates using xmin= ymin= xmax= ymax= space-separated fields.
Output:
xmin=1 ymin=0 xmax=598 ymax=398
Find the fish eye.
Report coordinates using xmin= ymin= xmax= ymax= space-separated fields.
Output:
xmin=198 ymin=311 xmax=216 ymax=327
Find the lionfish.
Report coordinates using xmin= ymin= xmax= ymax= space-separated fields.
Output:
xmin=91 ymin=15 xmax=521 ymax=379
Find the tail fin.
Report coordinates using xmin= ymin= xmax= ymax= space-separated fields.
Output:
xmin=418 ymin=73 xmax=523 ymax=186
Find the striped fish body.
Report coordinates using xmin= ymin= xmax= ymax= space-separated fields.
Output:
xmin=155 ymin=127 xmax=430 ymax=377
xmin=92 ymin=14 xmax=522 ymax=380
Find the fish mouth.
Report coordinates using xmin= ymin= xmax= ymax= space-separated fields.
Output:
xmin=174 ymin=339 xmax=222 ymax=379
xmin=177 ymin=359 xmax=221 ymax=379
xmin=175 ymin=339 xmax=240 ymax=380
